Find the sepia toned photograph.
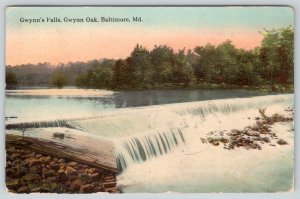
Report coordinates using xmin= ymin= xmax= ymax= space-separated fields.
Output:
xmin=5 ymin=6 xmax=294 ymax=193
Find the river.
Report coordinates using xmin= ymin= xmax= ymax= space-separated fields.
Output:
xmin=5 ymin=88 xmax=294 ymax=192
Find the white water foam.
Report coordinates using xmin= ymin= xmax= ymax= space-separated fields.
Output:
xmin=6 ymin=94 xmax=294 ymax=192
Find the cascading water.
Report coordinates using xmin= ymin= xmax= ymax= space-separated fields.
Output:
xmin=5 ymin=92 xmax=294 ymax=192
xmin=114 ymin=128 xmax=186 ymax=172
xmin=112 ymin=94 xmax=293 ymax=174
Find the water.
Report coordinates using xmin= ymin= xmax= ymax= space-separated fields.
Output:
xmin=5 ymin=88 xmax=294 ymax=192
xmin=6 ymin=88 xmax=263 ymax=123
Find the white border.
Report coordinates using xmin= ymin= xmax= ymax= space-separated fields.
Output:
xmin=0 ymin=0 xmax=298 ymax=199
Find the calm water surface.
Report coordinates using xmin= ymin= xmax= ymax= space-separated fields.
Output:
xmin=6 ymin=88 xmax=265 ymax=122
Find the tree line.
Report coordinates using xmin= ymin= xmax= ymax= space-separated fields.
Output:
xmin=6 ymin=27 xmax=294 ymax=90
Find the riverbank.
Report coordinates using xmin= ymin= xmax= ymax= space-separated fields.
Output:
xmin=6 ymin=143 xmax=118 ymax=193
xmin=8 ymin=83 xmax=294 ymax=94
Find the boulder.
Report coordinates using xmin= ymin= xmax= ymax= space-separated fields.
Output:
xmin=28 ymin=152 xmax=36 ymax=158
xmin=39 ymin=156 xmax=51 ymax=163
xmin=80 ymin=183 xmax=94 ymax=193
xmin=49 ymin=161 xmax=59 ymax=170
xmin=103 ymin=181 xmax=116 ymax=189
xmin=89 ymin=172 xmax=101 ymax=180
xmin=70 ymin=179 xmax=82 ymax=191
xmin=17 ymin=186 xmax=29 ymax=193
xmin=65 ymin=166 xmax=77 ymax=176
xmin=68 ymin=162 xmax=78 ymax=167
xmin=58 ymin=158 xmax=65 ymax=163
xmin=6 ymin=178 xmax=20 ymax=189
xmin=277 ymin=139 xmax=288 ymax=145
xmin=57 ymin=169 xmax=68 ymax=181
xmin=25 ymin=158 xmax=42 ymax=167
xmin=29 ymin=165 xmax=42 ymax=174
xmin=245 ymin=130 xmax=260 ymax=137
xmin=43 ymin=169 xmax=56 ymax=178
xmin=31 ymin=187 xmax=41 ymax=192
xmin=46 ymin=176 xmax=57 ymax=182
xmin=21 ymin=173 xmax=40 ymax=181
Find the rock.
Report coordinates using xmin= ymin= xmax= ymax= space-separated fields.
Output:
xmin=68 ymin=174 xmax=78 ymax=181
xmin=105 ymin=187 xmax=117 ymax=193
xmin=6 ymin=168 xmax=15 ymax=176
xmin=58 ymin=158 xmax=65 ymax=163
xmin=277 ymin=139 xmax=288 ymax=145
xmin=86 ymin=168 xmax=98 ymax=174
xmin=89 ymin=172 xmax=101 ymax=180
xmin=78 ymin=173 xmax=90 ymax=183
xmin=10 ymin=153 xmax=22 ymax=159
xmin=261 ymin=137 xmax=270 ymax=143
xmin=6 ymin=147 xmax=17 ymax=155
xmin=43 ymin=169 xmax=56 ymax=178
xmin=57 ymin=169 xmax=68 ymax=181
xmin=36 ymin=154 xmax=42 ymax=158
xmin=29 ymin=165 xmax=42 ymax=174
xmin=25 ymin=158 xmax=42 ymax=167
xmin=31 ymin=187 xmax=41 ymax=192
xmin=6 ymin=178 xmax=20 ymax=189
xmin=80 ymin=183 xmax=94 ymax=193
xmin=46 ymin=176 xmax=57 ymax=182
xmin=212 ymin=140 xmax=219 ymax=146
xmin=245 ymin=130 xmax=260 ymax=137
xmin=28 ymin=152 xmax=36 ymax=158
xmin=59 ymin=163 xmax=67 ymax=170
xmin=39 ymin=156 xmax=51 ymax=163
xmin=70 ymin=179 xmax=82 ymax=191
xmin=17 ymin=186 xmax=29 ymax=193
xmin=65 ymin=166 xmax=77 ymax=176
xmin=68 ymin=162 xmax=78 ymax=167
xmin=53 ymin=158 xmax=58 ymax=162
xmin=93 ymin=183 xmax=104 ymax=192
xmin=103 ymin=182 xmax=116 ymax=189
xmin=22 ymin=173 xmax=40 ymax=181
xmin=49 ymin=161 xmax=59 ymax=170
xmin=230 ymin=129 xmax=240 ymax=136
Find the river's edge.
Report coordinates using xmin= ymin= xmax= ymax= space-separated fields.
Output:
xmin=5 ymin=144 xmax=118 ymax=194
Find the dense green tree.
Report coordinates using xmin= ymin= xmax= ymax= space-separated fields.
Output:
xmin=127 ymin=44 xmax=153 ymax=88
xmin=50 ymin=71 xmax=68 ymax=88
xmin=172 ymin=49 xmax=194 ymax=86
xmin=150 ymin=45 xmax=175 ymax=84
xmin=6 ymin=26 xmax=294 ymax=91
xmin=259 ymin=26 xmax=294 ymax=84
xmin=6 ymin=71 xmax=18 ymax=87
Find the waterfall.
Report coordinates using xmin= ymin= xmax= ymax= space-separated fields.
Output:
xmin=113 ymin=94 xmax=293 ymax=173
xmin=114 ymin=128 xmax=186 ymax=172
xmin=170 ymin=94 xmax=293 ymax=117
xmin=5 ymin=119 xmax=77 ymax=130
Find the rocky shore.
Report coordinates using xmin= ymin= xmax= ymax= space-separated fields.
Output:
xmin=201 ymin=107 xmax=294 ymax=150
xmin=6 ymin=146 xmax=118 ymax=194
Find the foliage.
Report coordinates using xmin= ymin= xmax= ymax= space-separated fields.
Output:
xmin=258 ymin=26 xmax=294 ymax=84
xmin=50 ymin=71 xmax=68 ymax=88
xmin=6 ymin=27 xmax=294 ymax=91
xmin=6 ymin=71 xmax=18 ymax=87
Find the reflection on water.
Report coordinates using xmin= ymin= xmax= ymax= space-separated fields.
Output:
xmin=111 ymin=89 xmax=266 ymax=108
xmin=6 ymin=88 xmax=266 ymax=123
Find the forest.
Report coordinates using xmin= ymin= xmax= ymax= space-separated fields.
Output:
xmin=6 ymin=27 xmax=294 ymax=91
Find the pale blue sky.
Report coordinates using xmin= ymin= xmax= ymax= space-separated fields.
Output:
xmin=6 ymin=6 xmax=294 ymax=30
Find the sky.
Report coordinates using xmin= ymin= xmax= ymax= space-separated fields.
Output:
xmin=6 ymin=6 xmax=294 ymax=66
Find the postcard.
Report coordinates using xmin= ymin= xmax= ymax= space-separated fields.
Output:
xmin=5 ymin=6 xmax=294 ymax=193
